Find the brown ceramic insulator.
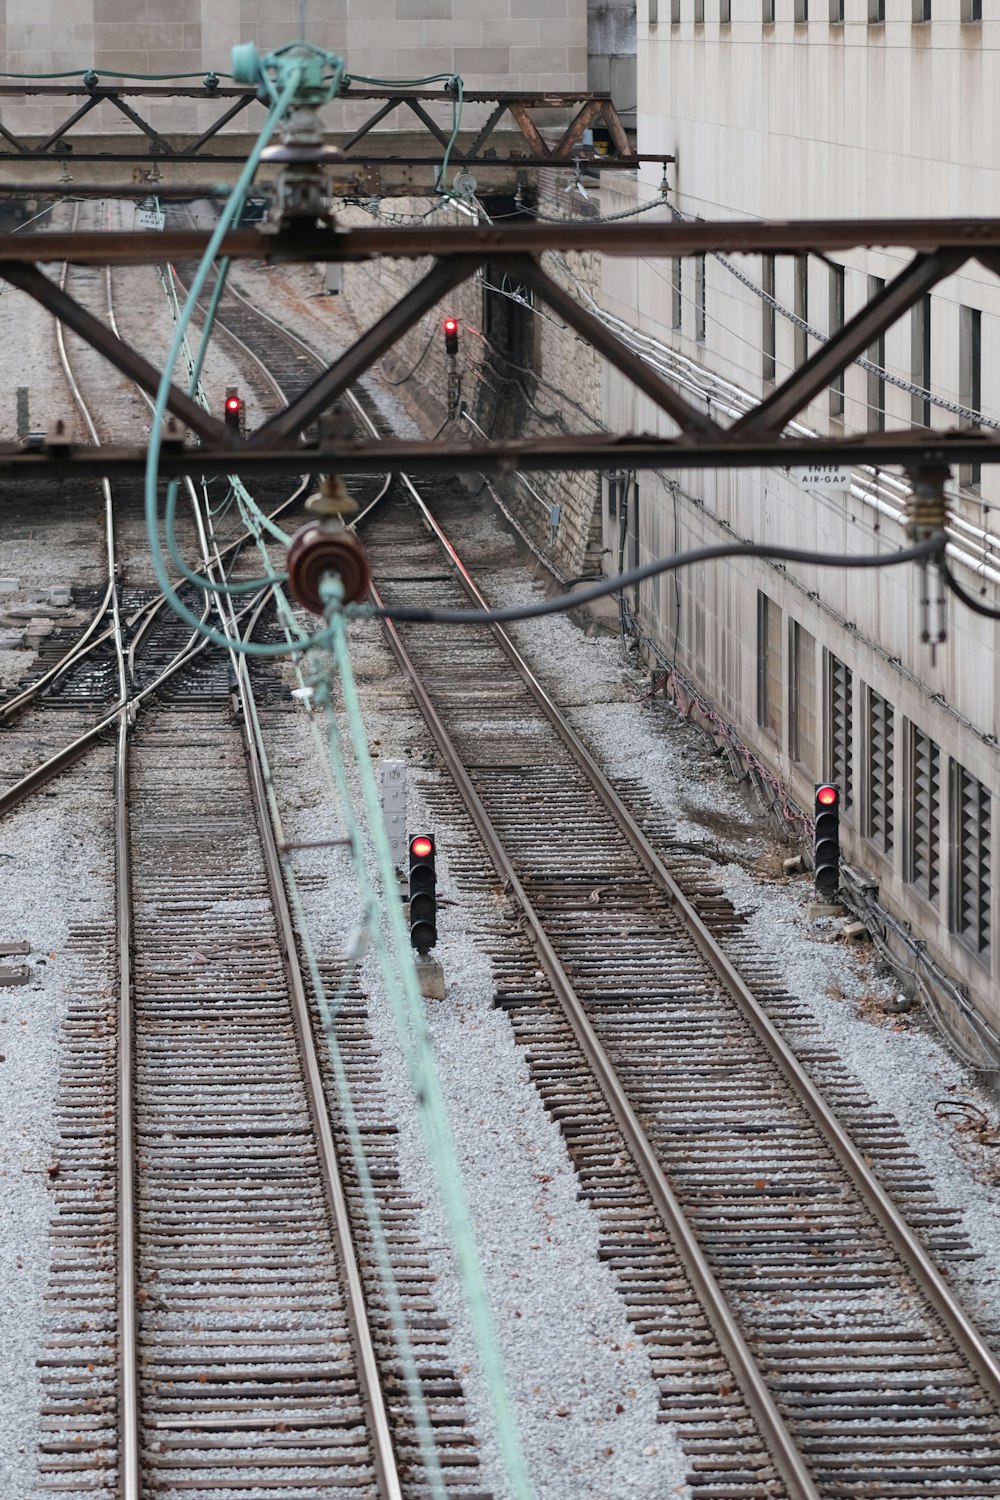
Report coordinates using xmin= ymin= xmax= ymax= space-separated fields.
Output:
xmin=285 ymin=523 xmax=372 ymax=613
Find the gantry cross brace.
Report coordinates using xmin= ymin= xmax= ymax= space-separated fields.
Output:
xmin=4 ymin=218 xmax=1000 ymax=479
xmin=0 ymin=83 xmax=645 ymax=173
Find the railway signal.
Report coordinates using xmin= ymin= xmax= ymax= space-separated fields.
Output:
xmin=408 ymin=833 xmax=437 ymax=953
xmin=443 ymin=317 xmax=459 ymax=356
xmin=814 ymin=784 xmax=840 ymax=897
xmin=224 ymin=388 xmax=244 ymax=433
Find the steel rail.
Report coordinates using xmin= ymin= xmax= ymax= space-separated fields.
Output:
xmin=161 ymin=236 xmax=402 ymax=1495
xmin=403 ymin=479 xmax=1000 ymax=1396
xmin=378 ymin=477 xmax=1000 ymax=1428
xmin=232 ymin=592 xmax=403 ymax=1500
xmin=0 ymin=576 xmax=116 ymax=723
xmin=335 ymin=366 xmax=1000 ymax=1480
xmin=367 ymin=572 xmax=821 ymax=1499
xmin=335 ymin=374 xmax=817 ymax=1492
xmin=53 ymin=211 xmax=141 ymax=1500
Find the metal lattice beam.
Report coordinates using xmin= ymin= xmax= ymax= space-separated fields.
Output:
xmin=0 ymin=83 xmax=644 ymax=173
xmin=3 ymin=216 xmax=1000 ymax=478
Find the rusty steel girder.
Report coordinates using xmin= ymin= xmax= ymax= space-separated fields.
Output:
xmin=3 ymin=216 xmax=1000 ymax=477
xmin=0 ymin=82 xmax=647 ymax=173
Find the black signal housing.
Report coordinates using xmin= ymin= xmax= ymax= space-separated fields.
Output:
xmin=814 ymin=784 xmax=840 ymax=897
xmin=408 ymin=833 xmax=437 ymax=953
xmin=224 ymin=387 xmax=243 ymax=432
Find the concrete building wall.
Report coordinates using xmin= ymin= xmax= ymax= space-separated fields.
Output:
xmin=600 ymin=10 xmax=1000 ymax=1031
xmin=0 ymin=1 xmax=588 ymax=134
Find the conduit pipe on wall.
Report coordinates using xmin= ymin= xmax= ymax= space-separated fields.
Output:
xmin=571 ymin=272 xmax=1000 ymax=585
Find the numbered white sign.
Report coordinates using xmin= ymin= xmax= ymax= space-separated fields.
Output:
xmin=381 ymin=759 xmax=407 ymax=867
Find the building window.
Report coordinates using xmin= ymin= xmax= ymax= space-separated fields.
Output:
xmin=649 ymin=0 xmax=659 ymax=21
xmin=962 ymin=0 xmax=982 ymax=19
xmin=762 ymin=254 xmax=776 ymax=384
xmin=671 ymin=0 xmax=681 ymax=23
xmin=672 ymin=258 xmax=683 ymax=331
xmin=794 ymin=257 xmax=809 ymax=369
xmin=720 ymin=0 xmax=731 ymax=22
xmin=911 ymin=294 xmax=931 ymax=426
xmin=867 ymin=274 xmax=886 ymax=432
xmin=913 ymin=0 xmax=931 ymax=17
xmin=763 ymin=0 xmax=775 ymax=22
xmin=869 ymin=0 xmax=885 ymax=20
xmin=695 ymin=255 xmax=707 ymax=343
xmin=795 ymin=0 xmax=809 ymax=19
xmin=790 ymin=622 xmax=817 ymax=773
xmin=950 ymin=761 xmax=991 ymax=959
xmin=689 ymin=561 xmax=707 ymax=669
xmin=865 ymin=688 xmax=894 ymax=854
xmin=826 ymin=653 xmax=853 ymax=812
xmin=959 ymin=304 xmax=982 ymax=489
xmin=830 ymin=0 xmax=844 ymax=19
xmin=694 ymin=0 xmax=705 ymax=20
xmin=757 ymin=593 xmax=783 ymax=740
xmin=905 ymin=724 xmax=941 ymax=905
xmin=829 ymin=263 xmax=845 ymax=418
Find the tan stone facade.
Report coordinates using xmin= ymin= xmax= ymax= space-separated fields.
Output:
xmin=1 ymin=2 xmax=587 ymax=134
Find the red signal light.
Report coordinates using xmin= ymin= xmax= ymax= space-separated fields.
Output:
xmin=443 ymin=318 xmax=459 ymax=355
xmin=443 ymin=319 xmax=457 ymax=333
xmin=410 ymin=835 xmax=434 ymax=859
xmin=816 ymin=784 xmax=838 ymax=807
xmin=226 ymin=396 xmax=241 ymax=412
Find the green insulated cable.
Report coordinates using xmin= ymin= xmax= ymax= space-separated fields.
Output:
xmin=143 ymin=66 xmax=319 ymax=656
xmin=322 ymin=585 xmax=535 ymax=1500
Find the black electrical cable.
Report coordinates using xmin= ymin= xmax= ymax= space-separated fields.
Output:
xmin=354 ymin=536 xmax=945 ymax=626
xmin=939 ymin=555 xmax=1000 ymax=621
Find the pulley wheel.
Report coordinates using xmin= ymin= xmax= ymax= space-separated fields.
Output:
xmin=285 ymin=523 xmax=372 ymax=614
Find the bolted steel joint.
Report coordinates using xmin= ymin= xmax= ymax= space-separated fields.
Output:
xmin=285 ymin=520 xmax=371 ymax=613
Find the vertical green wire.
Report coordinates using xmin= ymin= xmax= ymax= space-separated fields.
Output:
xmin=323 ymin=588 xmax=534 ymax=1500
xmin=144 ymin=51 xmax=533 ymax=1493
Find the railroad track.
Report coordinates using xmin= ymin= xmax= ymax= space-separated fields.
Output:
xmin=138 ymin=266 xmax=1000 ymax=1493
xmin=354 ymin=478 xmax=1000 ymax=1497
xmin=22 ymin=226 xmax=492 ymax=1499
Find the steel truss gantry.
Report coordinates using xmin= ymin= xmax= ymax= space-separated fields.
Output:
xmin=0 ymin=83 xmax=656 ymax=197
xmin=3 ymin=217 xmax=1000 ymax=480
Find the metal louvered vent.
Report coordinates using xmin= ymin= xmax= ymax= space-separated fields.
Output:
xmin=950 ymin=762 xmax=991 ymax=957
xmin=866 ymin=689 xmax=894 ymax=852
xmin=828 ymin=655 xmax=853 ymax=811
xmin=907 ymin=726 xmax=940 ymax=902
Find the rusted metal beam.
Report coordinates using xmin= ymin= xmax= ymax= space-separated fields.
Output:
xmin=403 ymin=97 xmax=458 ymax=156
xmin=0 ymin=85 xmax=638 ymax=167
xmin=508 ymin=253 xmax=721 ymax=437
xmin=36 ymin=93 xmax=102 ymax=154
xmin=247 ymin=254 xmax=481 ymax=448
xmin=5 ymin=428 xmax=997 ymax=481
xmin=180 ymin=94 xmax=256 ymax=156
xmin=733 ymin=250 xmax=967 ymax=437
xmin=0 ymin=262 xmax=232 ymax=446
xmin=1 ymin=221 xmax=998 ymax=269
xmin=103 ymin=93 xmax=175 ymax=154
xmin=340 ymin=98 xmax=400 ymax=153
xmin=550 ymin=100 xmax=603 ymax=160
xmin=465 ymin=101 xmax=509 ymax=159
xmin=508 ymin=102 xmax=550 ymax=158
